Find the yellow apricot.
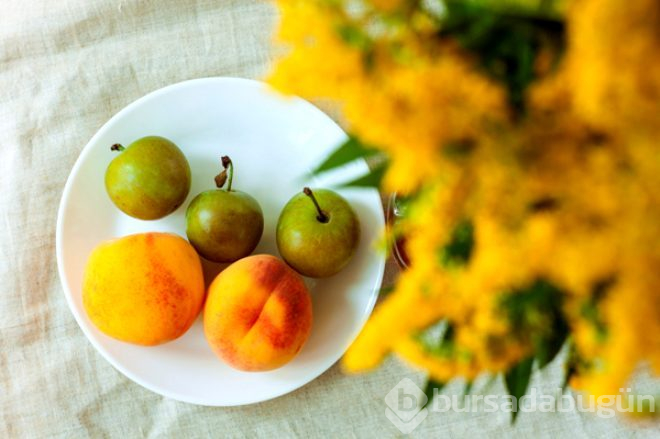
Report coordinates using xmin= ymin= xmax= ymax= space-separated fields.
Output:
xmin=82 ymin=232 xmax=205 ymax=346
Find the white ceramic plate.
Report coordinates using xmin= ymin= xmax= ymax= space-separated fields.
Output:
xmin=56 ymin=78 xmax=385 ymax=406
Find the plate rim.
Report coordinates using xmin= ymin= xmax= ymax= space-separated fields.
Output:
xmin=55 ymin=76 xmax=385 ymax=406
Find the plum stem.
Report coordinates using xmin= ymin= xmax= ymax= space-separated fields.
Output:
xmin=110 ymin=144 xmax=125 ymax=152
xmin=215 ymin=156 xmax=234 ymax=190
xmin=222 ymin=156 xmax=234 ymax=191
xmin=303 ymin=187 xmax=329 ymax=223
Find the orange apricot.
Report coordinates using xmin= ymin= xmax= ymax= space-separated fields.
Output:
xmin=82 ymin=232 xmax=205 ymax=346
xmin=204 ymin=254 xmax=313 ymax=371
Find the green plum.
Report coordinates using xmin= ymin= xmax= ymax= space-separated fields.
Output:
xmin=105 ymin=136 xmax=191 ymax=220
xmin=186 ymin=156 xmax=264 ymax=263
xmin=276 ymin=187 xmax=360 ymax=278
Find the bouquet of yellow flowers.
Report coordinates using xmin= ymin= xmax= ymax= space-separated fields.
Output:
xmin=269 ymin=0 xmax=660 ymax=416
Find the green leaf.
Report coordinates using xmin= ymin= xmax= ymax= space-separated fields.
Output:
xmin=504 ymin=357 xmax=534 ymax=423
xmin=535 ymin=324 xmax=567 ymax=369
xmin=535 ymin=324 xmax=568 ymax=369
xmin=312 ymin=136 xmax=380 ymax=176
xmin=379 ymin=285 xmax=395 ymax=297
xmin=423 ymin=379 xmax=446 ymax=409
xmin=464 ymin=380 xmax=473 ymax=396
xmin=336 ymin=24 xmax=371 ymax=50
xmin=417 ymin=321 xmax=455 ymax=358
xmin=561 ymin=338 xmax=582 ymax=391
xmin=500 ymin=278 xmax=567 ymax=369
xmin=459 ymin=380 xmax=474 ymax=408
xmin=439 ymin=0 xmax=565 ymax=113
xmin=579 ymin=276 xmax=615 ymax=343
xmin=340 ymin=162 xmax=387 ymax=188
xmin=562 ymin=356 xmax=576 ymax=392
xmin=438 ymin=220 xmax=474 ymax=267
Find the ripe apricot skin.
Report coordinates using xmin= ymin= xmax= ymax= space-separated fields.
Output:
xmin=204 ymin=254 xmax=313 ymax=371
xmin=82 ymin=232 xmax=205 ymax=346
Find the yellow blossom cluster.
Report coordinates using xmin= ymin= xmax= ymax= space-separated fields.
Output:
xmin=269 ymin=0 xmax=660 ymax=399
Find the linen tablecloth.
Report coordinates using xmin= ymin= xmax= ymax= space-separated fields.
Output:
xmin=1 ymin=1 xmax=657 ymax=437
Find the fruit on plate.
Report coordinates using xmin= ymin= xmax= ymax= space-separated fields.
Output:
xmin=204 ymin=254 xmax=312 ymax=371
xmin=276 ymin=187 xmax=360 ymax=278
xmin=82 ymin=232 xmax=205 ymax=346
xmin=186 ymin=156 xmax=264 ymax=262
xmin=105 ymin=136 xmax=191 ymax=220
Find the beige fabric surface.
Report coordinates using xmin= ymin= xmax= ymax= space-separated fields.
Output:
xmin=1 ymin=1 xmax=658 ymax=437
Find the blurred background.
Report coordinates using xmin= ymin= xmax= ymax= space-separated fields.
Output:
xmin=1 ymin=1 xmax=658 ymax=437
